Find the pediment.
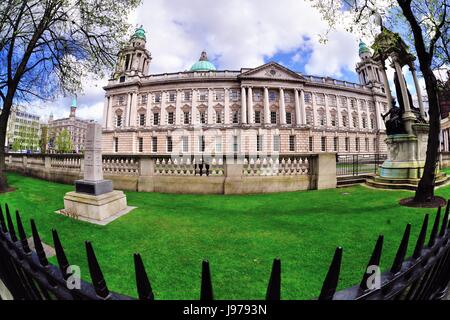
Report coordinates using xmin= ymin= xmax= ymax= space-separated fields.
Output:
xmin=239 ymin=62 xmax=306 ymax=82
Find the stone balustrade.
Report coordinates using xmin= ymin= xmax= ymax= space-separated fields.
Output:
xmin=5 ymin=152 xmax=336 ymax=194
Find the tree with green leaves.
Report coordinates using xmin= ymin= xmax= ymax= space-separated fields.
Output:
xmin=0 ymin=0 xmax=141 ymax=191
xmin=310 ymin=0 xmax=449 ymax=204
xmin=55 ymin=129 xmax=73 ymax=153
xmin=40 ymin=125 xmax=48 ymax=154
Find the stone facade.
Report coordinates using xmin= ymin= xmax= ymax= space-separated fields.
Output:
xmin=5 ymin=106 xmax=41 ymax=152
xmin=48 ymin=99 xmax=91 ymax=153
xmin=102 ymin=29 xmax=388 ymax=156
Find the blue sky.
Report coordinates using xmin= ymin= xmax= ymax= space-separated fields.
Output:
xmin=34 ymin=0 xmax=430 ymax=122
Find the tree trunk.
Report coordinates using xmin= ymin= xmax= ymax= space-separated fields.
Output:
xmin=0 ymin=97 xmax=12 ymax=192
xmin=414 ymin=68 xmax=440 ymax=202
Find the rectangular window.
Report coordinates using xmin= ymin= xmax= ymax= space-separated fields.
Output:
xmin=215 ymin=136 xmax=222 ymax=153
xmin=286 ymin=112 xmax=292 ymax=125
xmin=316 ymin=94 xmax=325 ymax=105
xmin=273 ymin=135 xmax=280 ymax=152
xmin=153 ymin=113 xmax=160 ymax=125
xmin=373 ymin=138 xmax=377 ymax=151
xmin=183 ymin=91 xmax=192 ymax=102
xmin=230 ymin=89 xmax=240 ymax=101
xmin=233 ymin=136 xmax=239 ymax=153
xmin=168 ymin=112 xmax=174 ymax=125
xmin=140 ymin=94 xmax=148 ymax=105
xmin=269 ymin=91 xmax=277 ymax=102
xmin=114 ymin=137 xmax=118 ymax=153
xmin=257 ymin=135 xmax=263 ymax=152
xmin=255 ymin=111 xmax=261 ymax=124
xmin=216 ymin=111 xmax=222 ymax=124
xmin=289 ymin=135 xmax=295 ymax=152
xmin=184 ymin=112 xmax=190 ymax=125
xmin=182 ymin=136 xmax=189 ymax=153
xmin=365 ymin=138 xmax=369 ymax=151
xmin=355 ymin=137 xmax=360 ymax=152
xmin=152 ymin=137 xmax=157 ymax=153
xmin=214 ymin=90 xmax=225 ymax=101
xmin=154 ymin=93 xmax=161 ymax=103
xmin=168 ymin=92 xmax=176 ymax=103
xmin=270 ymin=111 xmax=277 ymax=124
xmin=200 ymin=112 xmax=206 ymax=124
xmin=309 ymin=136 xmax=313 ymax=152
xmin=304 ymin=92 xmax=312 ymax=104
xmin=167 ymin=136 xmax=173 ymax=153
xmin=345 ymin=137 xmax=350 ymax=151
xmin=198 ymin=90 xmax=208 ymax=102
xmin=333 ymin=137 xmax=338 ymax=152
xmin=321 ymin=136 xmax=327 ymax=152
xmin=116 ymin=115 xmax=122 ymax=127
xmin=139 ymin=114 xmax=146 ymax=126
xmin=342 ymin=115 xmax=347 ymax=127
xmin=138 ymin=137 xmax=143 ymax=153
xmin=232 ymin=111 xmax=239 ymax=124
xmin=199 ymin=136 xmax=206 ymax=152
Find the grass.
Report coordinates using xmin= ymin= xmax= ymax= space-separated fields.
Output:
xmin=1 ymin=171 xmax=449 ymax=300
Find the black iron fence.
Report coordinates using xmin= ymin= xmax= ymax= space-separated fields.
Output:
xmin=337 ymin=153 xmax=387 ymax=177
xmin=0 ymin=202 xmax=449 ymax=300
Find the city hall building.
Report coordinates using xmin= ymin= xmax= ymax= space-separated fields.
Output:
xmin=102 ymin=27 xmax=389 ymax=155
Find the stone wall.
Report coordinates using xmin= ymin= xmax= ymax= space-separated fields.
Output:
xmin=5 ymin=153 xmax=337 ymax=194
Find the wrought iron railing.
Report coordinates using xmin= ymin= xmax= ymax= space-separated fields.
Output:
xmin=336 ymin=153 xmax=387 ymax=177
xmin=0 ymin=202 xmax=449 ymax=300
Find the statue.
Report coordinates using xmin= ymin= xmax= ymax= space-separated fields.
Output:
xmin=381 ymin=98 xmax=406 ymax=135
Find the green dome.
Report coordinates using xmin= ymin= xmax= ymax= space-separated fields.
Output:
xmin=190 ymin=51 xmax=216 ymax=71
xmin=132 ymin=26 xmax=146 ymax=41
xmin=359 ymin=40 xmax=371 ymax=55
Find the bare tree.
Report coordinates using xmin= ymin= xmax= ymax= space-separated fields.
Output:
xmin=0 ymin=0 xmax=141 ymax=191
xmin=311 ymin=0 xmax=449 ymax=203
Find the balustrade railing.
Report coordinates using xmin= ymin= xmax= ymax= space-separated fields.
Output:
xmin=50 ymin=156 xmax=82 ymax=170
xmin=102 ymin=156 xmax=140 ymax=175
xmin=243 ymin=155 xmax=313 ymax=176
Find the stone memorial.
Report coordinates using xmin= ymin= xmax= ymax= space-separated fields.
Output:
xmin=63 ymin=122 xmax=130 ymax=223
xmin=366 ymin=26 xmax=448 ymax=189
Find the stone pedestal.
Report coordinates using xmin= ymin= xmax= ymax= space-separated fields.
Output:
xmin=64 ymin=191 xmax=127 ymax=221
xmin=62 ymin=122 xmax=134 ymax=223
xmin=367 ymin=123 xmax=448 ymax=189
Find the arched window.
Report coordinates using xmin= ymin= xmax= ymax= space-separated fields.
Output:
xmin=115 ymin=110 xmax=123 ymax=127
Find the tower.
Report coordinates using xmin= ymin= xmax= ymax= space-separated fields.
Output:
xmin=70 ymin=97 xmax=77 ymax=118
xmin=355 ymin=41 xmax=383 ymax=87
xmin=113 ymin=26 xmax=152 ymax=81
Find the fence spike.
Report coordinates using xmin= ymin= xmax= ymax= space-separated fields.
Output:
xmin=30 ymin=219 xmax=48 ymax=266
xmin=0 ymin=204 xmax=7 ymax=233
xmin=133 ymin=253 xmax=154 ymax=300
xmin=52 ymin=229 xmax=70 ymax=280
xmin=428 ymin=208 xmax=441 ymax=247
xmin=266 ymin=258 xmax=281 ymax=300
xmin=413 ymin=214 xmax=429 ymax=259
xmin=85 ymin=241 xmax=110 ymax=299
xmin=15 ymin=210 xmax=31 ymax=254
xmin=200 ymin=260 xmax=214 ymax=301
xmin=5 ymin=203 xmax=17 ymax=242
xmin=439 ymin=202 xmax=449 ymax=237
xmin=390 ymin=224 xmax=411 ymax=274
xmin=360 ymin=235 xmax=383 ymax=290
xmin=319 ymin=247 xmax=342 ymax=300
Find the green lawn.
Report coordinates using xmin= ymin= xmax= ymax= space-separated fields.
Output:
xmin=1 ymin=172 xmax=449 ymax=300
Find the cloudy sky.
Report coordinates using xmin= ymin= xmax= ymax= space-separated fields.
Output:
xmin=32 ymin=0 xmax=437 ymax=123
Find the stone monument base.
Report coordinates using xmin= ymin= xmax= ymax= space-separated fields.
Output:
xmin=63 ymin=190 xmax=127 ymax=221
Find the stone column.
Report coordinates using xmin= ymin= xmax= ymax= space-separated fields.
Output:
xmin=224 ymin=88 xmax=230 ymax=125
xmin=294 ymin=89 xmax=301 ymax=126
xmin=375 ymin=100 xmax=386 ymax=131
xmin=392 ymin=59 xmax=411 ymax=113
xmin=264 ymin=87 xmax=270 ymax=124
xmin=299 ymin=90 xmax=306 ymax=125
xmin=380 ymin=61 xmax=393 ymax=110
xmin=106 ymin=96 xmax=114 ymax=130
xmin=125 ymin=93 xmax=131 ymax=127
xmin=279 ymin=88 xmax=286 ymax=125
xmin=241 ymin=87 xmax=247 ymax=124
xmin=102 ymin=96 xmax=109 ymax=128
xmin=208 ymin=88 xmax=214 ymax=124
xmin=192 ymin=89 xmax=198 ymax=125
xmin=160 ymin=91 xmax=167 ymax=126
xmin=247 ymin=87 xmax=254 ymax=124
xmin=175 ymin=89 xmax=182 ymax=125
xmin=129 ymin=92 xmax=138 ymax=127
xmin=410 ymin=66 xmax=426 ymax=118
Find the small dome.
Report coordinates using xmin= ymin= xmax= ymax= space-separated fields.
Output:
xmin=132 ymin=26 xmax=146 ymax=41
xmin=190 ymin=51 xmax=216 ymax=71
xmin=359 ymin=40 xmax=371 ymax=56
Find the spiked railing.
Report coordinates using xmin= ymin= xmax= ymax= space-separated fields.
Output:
xmin=0 ymin=202 xmax=449 ymax=300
